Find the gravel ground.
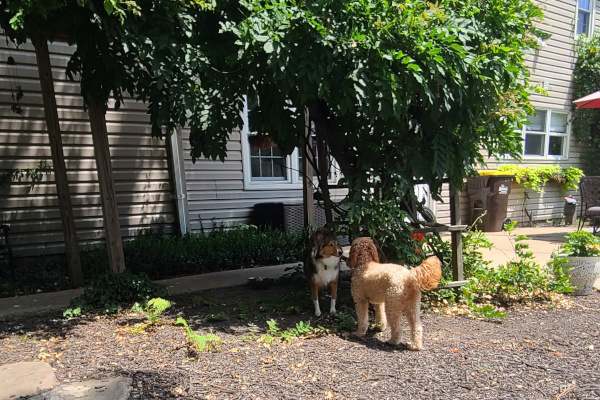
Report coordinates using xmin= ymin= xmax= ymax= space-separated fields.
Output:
xmin=1 ymin=277 xmax=599 ymax=400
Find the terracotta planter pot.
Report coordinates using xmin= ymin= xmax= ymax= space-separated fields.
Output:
xmin=564 ymin=256 xmax=600 ymax=296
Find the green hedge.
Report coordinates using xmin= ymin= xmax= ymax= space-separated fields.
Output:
xmin=1 ymin=225 xmax=306 ymax=297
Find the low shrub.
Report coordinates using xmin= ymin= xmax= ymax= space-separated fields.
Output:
xmin=421 ymin=222 xmax=573 ymax=318
xmin=460 ymin=223 xmax=573 ymax=317
xmin=117 ymin=225 xmax=304 ymax=279
xmin=63 ymin=270 xmax=169 ymax=316
xmin=3 ymin=225 xmax=305 ymax=297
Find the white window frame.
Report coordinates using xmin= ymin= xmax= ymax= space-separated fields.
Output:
xmin=241 ymin=97 xmax=340 ymax=190
xmin=518 ymin=108 xmax=570 ymax=160
xmin=576 ymin=0 xmax=595 ymax=37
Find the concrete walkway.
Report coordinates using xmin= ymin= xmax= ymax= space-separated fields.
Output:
xmin=0 ymin=262 xmax=302 ymax=321
xmin=482 ymin=225 xmax=579 ymax=268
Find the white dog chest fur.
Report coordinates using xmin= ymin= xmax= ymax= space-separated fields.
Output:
xmin=312 ymin=256 xmax=340 ymax=287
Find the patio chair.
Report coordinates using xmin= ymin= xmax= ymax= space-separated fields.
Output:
xmin=577 ymin=176 xmax=600 ymax=235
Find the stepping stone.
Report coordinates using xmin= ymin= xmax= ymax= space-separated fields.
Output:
xmin=28 ymin=378 xmax=133 ymax=400
xmin=0 ymin=362 xmax=58 ymax=400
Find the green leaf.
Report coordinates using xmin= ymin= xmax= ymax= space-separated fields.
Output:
xmin=263 ymin=41 xmax=274 ymax=53
xmin=104 ymin=0 xmax=114 ymax=15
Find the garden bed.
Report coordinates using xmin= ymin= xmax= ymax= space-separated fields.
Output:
xmin=0 ymin=279 xmax=599 ymax=400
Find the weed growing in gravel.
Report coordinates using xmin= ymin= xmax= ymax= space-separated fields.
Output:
xmin=175 ymin=317 xmax=222 ymax=352
xmin=260 ymin=319 xmax=329 ymax=343
xmin=236 ymin=302 xmax=255 ymax=320
xmin=206 ymin=312 xmax=228 ymax=321
xmin=335 ymin=312 xmax=356 ymax=332
xmin=243 ymin=323 xmax=262 ymax=341
xmin=236 ymin=294 xmax=306 ymax=320
xmin=132 ymin=297 xmax=173 ymax=325
xmin=192 ymin=296 xmax=220 ymax=307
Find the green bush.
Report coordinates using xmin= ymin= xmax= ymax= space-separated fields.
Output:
xmin=3 ymin=225 xmax=305 ymax=297
xmin=421 ymin=222 xmax=572 ymax=317
xmin=460 ymin=223 xmax=573 ymax=317
xmin=64 ymin=270 xmax=169 ymax=316
xmin=557 ymin=231 xmax=600 ymax=257
xmin=420 ymin=225 xmax=494 ymax=306
xmin=496 ymin=165 xmax=584 ymax=192
xmin=121 ymin=225 xmax=304 ymax=279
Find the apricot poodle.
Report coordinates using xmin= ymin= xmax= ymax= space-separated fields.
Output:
xmin=346 ymin=237 xmax=442 ymax=350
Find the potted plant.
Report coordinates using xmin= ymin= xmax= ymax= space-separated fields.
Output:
xmin=557 ymin=231 xmax=600 ymax=295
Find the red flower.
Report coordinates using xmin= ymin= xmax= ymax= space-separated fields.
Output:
xmin=411 ymin=233 xmax=424 ymax=242
xmin=414 ymin=247 xmax=420 ymax=253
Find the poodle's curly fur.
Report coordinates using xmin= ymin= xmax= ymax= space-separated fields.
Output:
xmin=347 ymin=237 xmax=442 ymax=350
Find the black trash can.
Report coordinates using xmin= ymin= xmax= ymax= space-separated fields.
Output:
xmin=466 ymin=175 xmax=513 ymax=232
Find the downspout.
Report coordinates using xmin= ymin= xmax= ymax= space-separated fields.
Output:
xmin=169 ymin=128 xmax=189 ymax=235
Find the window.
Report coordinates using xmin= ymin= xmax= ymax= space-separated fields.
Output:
xmin=249 ymin=146 xmax=287 ymax=181
xmin=241 ymin=97 xmax=340 ymax=189
xmin=577 ymin=0 xmax=594 ymax=36
xmin=519 ymin=109 xmax=569 ymax=159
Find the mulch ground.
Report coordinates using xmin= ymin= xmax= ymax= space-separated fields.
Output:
xmin=1 ymin=274 xmax=599 ymax=400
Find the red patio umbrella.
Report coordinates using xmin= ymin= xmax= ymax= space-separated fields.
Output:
xmin=573 ymin=90 xmax=600 ymax=109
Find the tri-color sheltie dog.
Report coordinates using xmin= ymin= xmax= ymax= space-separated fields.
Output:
xmin=303 ymin=227 xmax=344 ymax=317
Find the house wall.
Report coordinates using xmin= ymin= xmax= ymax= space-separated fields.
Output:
xmin=450 ymin=0 xmax=594 ymax=227
xmin=0 ymin=36 xmax=176 ymax=257
xmin=179 ymin=128 xmax=347 ymax=233
xmin=1 ymin=1 xmax=591 ymax=258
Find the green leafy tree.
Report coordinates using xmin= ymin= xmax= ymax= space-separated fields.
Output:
xmin=2 ymin=0 xmax=545 ymax=262
xmin=185 ymin=0 xmax=545 ymax=258
xmin=0 ymin=0 xmax=217 ymax=274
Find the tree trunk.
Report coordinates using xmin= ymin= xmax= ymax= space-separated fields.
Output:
xmin=313 ymin=118 xmax=333 ymax=224
xmin=450 ymin=184 xmax=464 ymax=283
xmin=32 ymin=35 xmax=83 ymax=287
xmin=302 ymin=108 xmax=315 ymax=228
xmin=87 ymin=96 xmax=126 ymax=273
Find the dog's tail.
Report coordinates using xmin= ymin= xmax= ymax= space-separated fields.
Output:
xmin=410 ymin=256 xmax=442 ymax=292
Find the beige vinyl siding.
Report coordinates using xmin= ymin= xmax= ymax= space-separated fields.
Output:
xmin=182 ymin=128 xmax=302 ymax=232
xmin=0 ymin=36 xmax=176 ymax=257
xmin=458 ymin=181 xmax=579 ymax=228
xmin=181 ymin=128 xmax=348 ymax=232
xmin=504 ymin=183 xmax=579 ymax=225
xmin=451 ymin=1 xmax=587 ymax=226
